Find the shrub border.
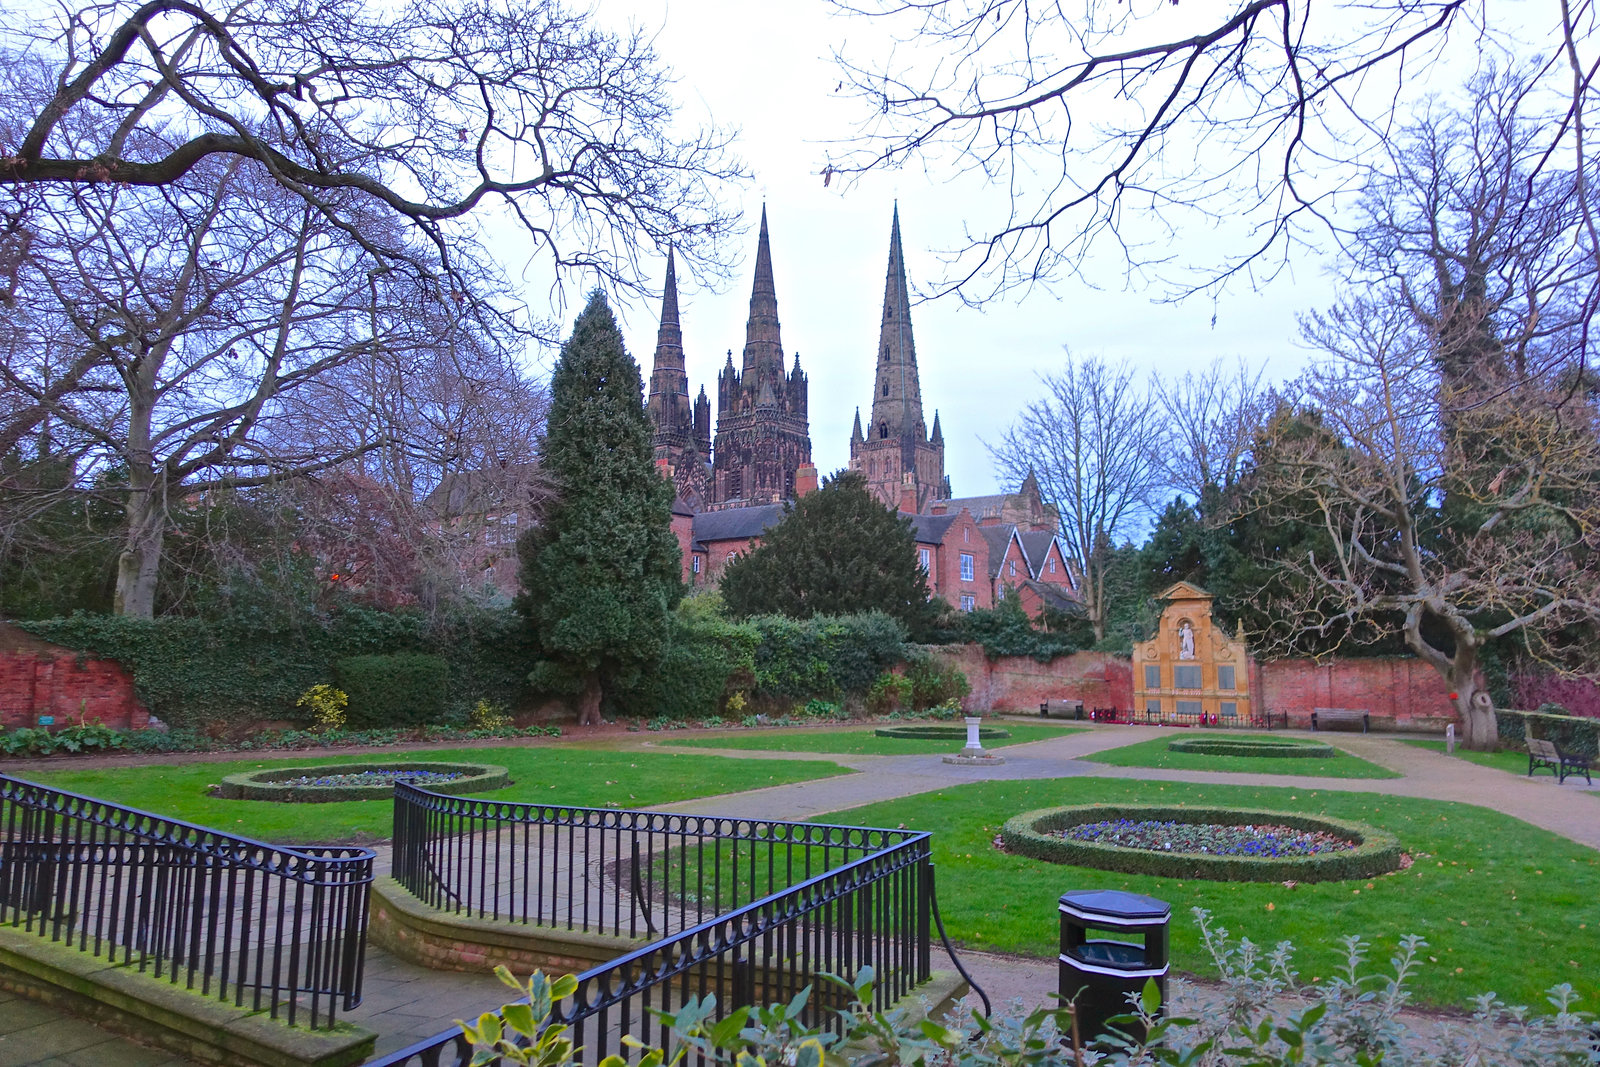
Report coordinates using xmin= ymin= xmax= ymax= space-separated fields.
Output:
xmin=874 ymin=725 xmax=1011 ymax=741
xmin=1166 ymin=737 xmax=1337 ymax=759
xmin=1000 ymin=803 xmax=1402 ymax=883
xmin=216 ymin=761 xmax=509 ymax=803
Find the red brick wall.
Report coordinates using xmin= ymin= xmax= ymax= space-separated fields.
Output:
xmin=1258 ymin=656 xmax=1456 ymax=730
xmin=930 ymin=644 xmax=1134 ymax=712
xmin=0 ymin=649 xmax=148 ymax=732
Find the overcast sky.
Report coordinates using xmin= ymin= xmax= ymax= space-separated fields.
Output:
xmin=506 ymin=1 xmax=1332 ymax=500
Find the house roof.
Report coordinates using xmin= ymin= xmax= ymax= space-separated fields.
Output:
xmin=979 ymin=525 xmax=1015 ymax=577
xmin=1018 ymin=531 xmax=1058 ymax=577
xmin=905 ymin=512 xmax=958 ymax=544
xmin=420 ymin=462 xmax=541 ymax=519
xmin=1022 ymin=579 xmax=1082 ymax=614
xmin=691 ymin=503 xmax=788 ymax=545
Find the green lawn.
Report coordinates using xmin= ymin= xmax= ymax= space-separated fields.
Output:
xmin=1401 ymin=739 xmax=1530 ymax=776
xmin=660 ymin=723 xmax=1084 ymax=756
xmin=829 ymin=777 xmax=1599 ymax=1012
xmin=1084 ymin=733 xmax=1401 ymax=778
xmin=13 ymin=747 xmax=853 ymax=845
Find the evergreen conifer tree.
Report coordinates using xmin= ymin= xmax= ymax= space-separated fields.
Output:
xmin=516 ymin=292 xmax=681 ymax=725
xmin=721 ymin=470 xmax=937 ymax=632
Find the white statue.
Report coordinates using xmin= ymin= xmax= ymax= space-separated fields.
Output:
xmin=1178 ymin=621 xmax=1195 ymax=660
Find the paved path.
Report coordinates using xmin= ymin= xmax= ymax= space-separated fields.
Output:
xmin=9 ymin=722 xmax=1598 ymax=1064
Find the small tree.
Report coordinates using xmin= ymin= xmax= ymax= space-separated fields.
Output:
xmin=720 ymin=470 xmax=938 ymax=634
xmin=516 ymin=293 xmax=680 ymax=725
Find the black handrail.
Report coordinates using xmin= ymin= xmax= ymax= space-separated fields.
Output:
xmin=373 ymin=784 xmax=940 ymax=1066
xmin=0 ymin=774 xmax=374 ymax=1028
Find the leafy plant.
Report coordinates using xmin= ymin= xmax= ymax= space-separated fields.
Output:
xmin=865 ymin=672 xmax=914 ymax=716
xmin=296 ymin=684 xmax=349 ymax=732
xmin=469 ymin=698 xmax=513 ymax=730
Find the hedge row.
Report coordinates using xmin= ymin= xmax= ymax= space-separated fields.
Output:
xmin=216 ymin=761 xmax=509 ymax=803
xmin=1000 ymin=803 xmax=1403 ymax=883
xmin=1495 ymin=709 xmax=1599 ymax=758
xmin=336 ymin=654 xmax=449 ymax=728
xmin=1166 ymin=737 xmax=1336 ymax=759
xmin=874 ymin=725 xmax=1010 ymax=741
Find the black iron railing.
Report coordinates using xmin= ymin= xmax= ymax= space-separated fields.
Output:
xmin=0 ymin=774 xmax=374 ymax=1028
xmin=376 ymin=784 xmax=935 ymax=1067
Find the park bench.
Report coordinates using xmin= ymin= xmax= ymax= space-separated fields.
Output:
xmin=1039 ymin=699 xmax=1085 ymax=720
xmin=1526 ymin=737 xmax=1594 ymax=785
xmin=1311 ymin=707 xmax=1369 ymax=733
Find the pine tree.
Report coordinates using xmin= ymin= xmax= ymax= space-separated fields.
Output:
xmin=516 ymin=292 xmax=682 ymax=725
xmin=720 ymin=470 xmax=937 ymax=632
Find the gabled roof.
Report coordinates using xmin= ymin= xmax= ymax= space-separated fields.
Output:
xmin=691 ymin=503 xmax=788 ymax=544
xmin=421 ymin=462 xmax=541 ymax=519
xmin=1157 ymin=581 xmax=1213 ymax=602
xmin=978 ymin=525 xmax=1016 ymax=577
xmin=905 ymin=512 xmax=958 ymax=544
xmin=1022 ymin=579 xmax=1082 ymax=614
xmin=1018 ymin=531 xmax=1058 ymax=577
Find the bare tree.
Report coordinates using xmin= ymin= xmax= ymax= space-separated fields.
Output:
xmin=1 ymin=0 xmax=746 ymax=296
xmin=1150 ymin=357 xmax=1270 ymax=502
xmin=990 ymin=353 xmax=1164 ymax=640
xmin=823 ymin=1 xmax=1600 ymax=304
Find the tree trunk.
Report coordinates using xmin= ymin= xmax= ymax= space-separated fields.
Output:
xmin=575 ymin=672 xmax=603 ymax=726
xmin=112 ymin=473 xmax=165 ymax=618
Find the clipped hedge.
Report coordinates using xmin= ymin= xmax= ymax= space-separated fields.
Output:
xmin=336 ymin=653 xmax=449 ymax=727
xmin=1167 ymin=737 xmax=1336 ymax=759
xmin=216 ymin=761 xmax=508 ymax=802
xmin=1000 ymin=803 xmax=1403 ymax=883
xmin=874 ymin=724 xmax=1010 ymax=741
xmin=1495 ymin=708 xmax=1599 ymax=758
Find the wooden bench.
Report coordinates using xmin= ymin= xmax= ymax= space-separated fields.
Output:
xmin=1039 ymin=699 xmax=1084 ymax=720
xmin=1527 ymin=737 xmax=1594 ymax=785
xmin=1311 ymin=707 xmax=1369 ymax=733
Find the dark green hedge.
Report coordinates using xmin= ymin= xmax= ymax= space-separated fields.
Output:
xmin=874 ymin=725 xmax=1010 ymax=741
xmin=1000 ymin=804 xmax=1403 ymax=883
xmin=1166 ymin=737 xmax=1336 ymax=758
xmin=336 ymin=653 xmax=448 ymax=727
xmin=19 ymin=606 xmax=532 ymax=730
xmin=1495 ymin=709 xmax=1599 ymax=758
xmin=216 ymin=761 xmax=508 ymax=802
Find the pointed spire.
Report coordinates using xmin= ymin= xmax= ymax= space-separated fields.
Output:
xmin=870 ymin=202 xmax=924 ymax=438
xmin=852 ymin=407 xmax=864 ymax=441
xmin=741 ymin=205 xmax=785 ymax=387
xmin=930 ymin=410 xmax=943 ymax=444
xmin=656 ymin=248 xmax=681 ymax=351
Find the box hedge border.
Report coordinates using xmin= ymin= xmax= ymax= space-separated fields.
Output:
xmin=1495 ymin=709 xmax=1599 ymax=758
xmin=1000 ymin=803 xmax=1403 ymax=883
xmin=874 ymin=725 xmax=1011 ymax=741
xmin=216 ymin=761 xmax=509 ymax=803
xmin=1166 ymin=737 xmax=1336 ymax=759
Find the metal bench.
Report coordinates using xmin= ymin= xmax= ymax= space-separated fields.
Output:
xmin=1311 ymin=707 xmax=1369 ymax=733
xmin=1527 ymin=737 xmax=1594 ymax=785
xmin=1039 ymin=699 xmax=1085 ymax=720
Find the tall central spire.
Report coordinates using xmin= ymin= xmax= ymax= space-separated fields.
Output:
xmin=870 ymin=203 xmax=925 ymax=439
xmin=653 ymin=249 xmax=683 ymax=370
xmin=741 ymin=206 xmax=784 ymax=385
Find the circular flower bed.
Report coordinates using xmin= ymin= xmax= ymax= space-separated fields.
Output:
xmin=1166 ymin=736 xmax=1337 ymax=759
xmin=1001 ymin=803 xmax=1402 ymax=882
xmin=874 ymin=724 xmax=1011 ymax=741
xmin=217 ymin=761 xmax=509 ymax=803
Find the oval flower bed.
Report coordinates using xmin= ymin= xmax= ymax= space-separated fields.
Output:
xmin=874 ymin=724 xmax=1011 ymax=742
xmin=1166 ymin=736 xmax=1337 ymax=759
xmin=217 ymin=761 xmax=509 ymax=803
xmin=1000 ymin=803 xmax=1402 ymax=882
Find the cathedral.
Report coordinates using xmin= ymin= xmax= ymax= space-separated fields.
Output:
xmin=646 ymin=205 xmax=1073 ymax=612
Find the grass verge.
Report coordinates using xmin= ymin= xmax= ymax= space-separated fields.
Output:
xmin=661 ymin=723 xmax=1084 ymax=756
xmin=1399 ymin=739 xmax=1530 ymax=777
xmin=1084 ymin=733 xmax=1400 ymax=778
xmin=12 ymin=747 xmax=853 ymax=844
xmin=829 ymin=776 xmax=1599 ymax=1012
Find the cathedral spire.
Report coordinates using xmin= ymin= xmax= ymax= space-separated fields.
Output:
xmin=656 ymin=248 xmax=681 ymax=355
xmin=741 ymin=206 xmax=785 ymax=385
xmin=870 ymin=202 xmax=925 ymax=439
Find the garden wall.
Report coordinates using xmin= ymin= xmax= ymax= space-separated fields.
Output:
xmin=0 ymin=626 xmax=147 ymax=731
xmin=1255 ymin=656 xmax=1455 ymax=731
xmin=931 ymin=644 xmax=1134 ymax=712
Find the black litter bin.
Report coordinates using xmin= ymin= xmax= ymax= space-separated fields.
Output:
xmin=1058 ymin=889 xmax=1170 ymax=1042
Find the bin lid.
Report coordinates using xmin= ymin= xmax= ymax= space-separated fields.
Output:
xmin=1058 ymin=889 xmax=1170 ymax=920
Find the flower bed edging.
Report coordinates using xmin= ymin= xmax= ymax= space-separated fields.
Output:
xmin=1166 ymin=737 xmax=1337 ymax=758
xmin=1000 ymin=803 xmax=1402 ymax=882
xmin=874 ymin=725 xmax=1011 ymax=741
xmin=217 ymin=761 xmax=509 ymax=802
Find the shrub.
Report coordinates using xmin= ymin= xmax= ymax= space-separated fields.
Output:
xmin=0 ymin=723 xmax=128 ymax=757
xmin=1166 ymin=736 xmax=1336 ymax=758
xmin=1000 ymin=803 xmax=1403 ymax=882
xmin=747 ymin=612 xmax=907 ymax=700
xmin=606 ymin=610 xmax=759 ymax=720
xmin=874 ymin=724 xmax=1010 ymax=741
xmin=1496 ymin=708 xmax=1600 ymax=757
xmin=938 ymin=596 xmax=1091 ymax=662
xmin=902 ymin=650 xmax=971 ymax=709
xmin=865 ymin=673 xmax=914 ymax=716
xmin=336 ymin=653 xmax=449 ymax=727
xmin=297 ymin=684 xmax=348 ymax=732
xmin=469 ymin=699 xmax=513 ymax=730
xmin=217 ymin=761 xmax=508 ymax=802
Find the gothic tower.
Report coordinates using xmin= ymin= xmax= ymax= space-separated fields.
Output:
xmin=710 ymin=207 xmax=813 ymax=507
xmin=645 ymin=250 xmax=711 ymax=507
xmin=849 ymin=205 xmax=949 ymax=512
